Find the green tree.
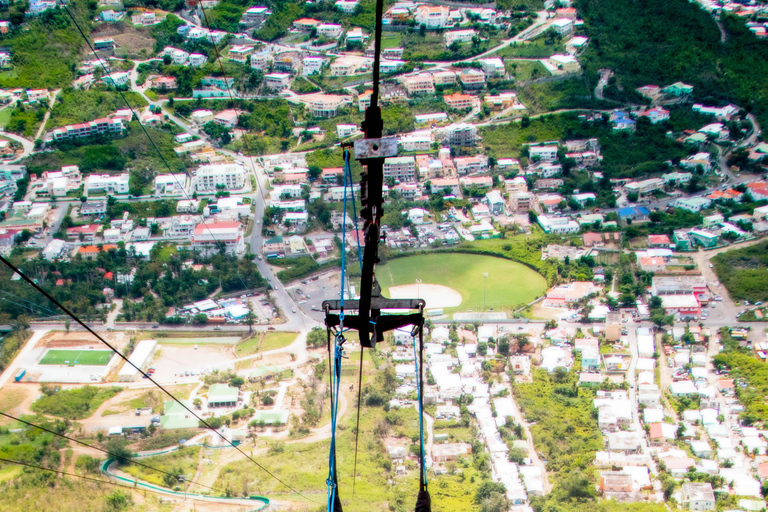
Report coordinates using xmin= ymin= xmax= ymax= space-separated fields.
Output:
xmin=306 ymin=326 xmax=326 ymax=348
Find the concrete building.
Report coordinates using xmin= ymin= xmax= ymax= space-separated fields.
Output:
xmin=85 ymin=173 xmax=129 ymax=195
xmin=414 ymin=5 xmax=450 ymax=29
xmin=681 ymin=483 xmax=715 ymax=511
xmin=444 ymin=123 xmax=477 ymax=147
xmin=403 ymin=73 xmax=435 ymax=95
xmin=192 ymin=163 xmax=246 ymax=192
xmin=154 ymin=174 xmax=188 ymax=197
xmin=383 ymin=156 xmax=417 ymax=182
xmin=264 ymin=72 xmax=291 ymax=91
xmin=191 ymin=221 xmax=245 ymax=255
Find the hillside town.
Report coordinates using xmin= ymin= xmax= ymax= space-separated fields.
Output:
xmin=2 ymin=0 xmax=768 ymax=512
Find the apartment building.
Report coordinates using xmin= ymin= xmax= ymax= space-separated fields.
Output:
xmin=459 ymin=69 xmax=486 ymax=89
xmin=414 ymin=5 xmax=450 ymax=28
xmin=264 ymin=72 xmax=292 ymax=91
xmin=154 ymin=174 xmax=189 ymax=197
xmin=192 ymin=163 xmax=246 ymax=192
xmin=443 ymin=92 xmax=474 ymax=110
xmin=51 ymin=117 xmax=125 ymax=142
xmin=85 ymin=173 xmax=130 ymax=195
xmin=191 ymin=221 xmax=245 ymax=255
xmin=403 ymin=73 xmax=435 ymax=95
xmin=383 ymin=156 xmax=417 ymax=182
xmin=301 ymin=94 xmax=348 ymax=118
xmin=444 ymin=123 xmax=477 ymax=146
xmin=432 ymin=70 xmax=456 ymax=86
xmin=227 ymin=45 xmax=253 ymax=63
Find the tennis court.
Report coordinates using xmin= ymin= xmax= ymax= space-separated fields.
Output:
xmin=39 ymin=349 xmax=114 ymax=366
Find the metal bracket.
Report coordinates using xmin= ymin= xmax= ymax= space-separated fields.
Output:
xmin=353 ymin=137 xmax=398 ymax=160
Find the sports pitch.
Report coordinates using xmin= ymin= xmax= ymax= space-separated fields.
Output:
xmin=39 ymin=349 xmax=114 ymax=366
xmin=378 ymin=253 xmax=547 ymax=312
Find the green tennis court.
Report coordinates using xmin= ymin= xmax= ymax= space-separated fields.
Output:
xmin=39 ymin=349 xmax=114 ymax=366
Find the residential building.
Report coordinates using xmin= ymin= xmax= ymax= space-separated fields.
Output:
xmin=302 ymin=56 xmax=324 ymax=75
xmin=301 ymin=93 xmax=348 ymax=118
xmin=249 ymin=50 xmax=271 ymax=70
xmin=444 ymin=29 xmax=476 ymax=47
xmin=681 ymin=483 xmax=715 ymax=511
xmin=383 ymin=156 xmax=417 ymax=182
xmin=85 ymin=173 xmax=129 ymax=195
xmin=80 ymin=198 xmax=106 ymax=216
xmin=192 ymin=163 xmax=246 ymax=192
xmin=431 ymin=442 xmax=472 ymax=462
xmin=51 ymin=117 xmax=125 ymax=142
xmin=432 ymin=70 xmax=456 ymax=86
xmin=454 ymin=155 xmax=488 ymax=175
xmin=459 ymin=69 xmax=486 ymax=89
xmin=663 ymin=82 xmax=694 ymax=96
xmin=335 ymin=0 xmax=358 ymax=14
xmin=191 ymin=221 xmax=245 ymax=255
xmin=240 ymin=6 xmax=271 ymax=25
xmin=403 ymin=73 xmax=435 ymax=95
xmin=648 ymin=234 xmax=671 ymax=248
xmin=152 ymin=76 xmax=177 ymax=90
xmin=537 ymin=215 xmax=580 ymax=234
xmin=336 ymin=124 xmax=358 ymax=138
xmin=213 ymin=109 xmax=240 ymax=129
xmin=548 ymin=54 xmax=580 ymax=73
xmin=552 ymin=18 xmax=574 ymax=35
xmin=227 ymin=44 xmax=253 ymax=63
xmin=674 ymin=197 xmax=712 ymax=213
xmin=317 ymin=23 xmax=343 ymax=38
xmin=190 ymin=110 xmax=214 ymax=124
xmin=640 ymin=106 xmax=670 ymax=124
xmin=292 ymin=18 xmax=319 ymax=30
xmin=443 ymin=93 xmax=474 ymax=110
xmin=663 ymin=171 xmax=693 ymax=186
xmin=485 ymin=190 xmax=506 ymax=216
xmin=264 ymin=72 xmax=291 ymax=91
xmin=444 ymin=123 xmax=477 ymax=147
xmin=680 ymin=152 xmax=712 ymax=172
xmin=479 ymin=58 xmax=504 ymax=77
xmin=399 ymin=131 xmax=432 ymax=152
xmin=430 ymin=178 xmax=460 ymax=196
xmin=154 ymin=174 xmax=188 ymax=197
xmin=529 ymin=145 xmax=559 ymax=162
xmin=414 ymin=5 xmax=450 ymax=29
xmin=625 ymin=178 xmax=664 ymax=196
xmin=102 ymin=71 xmax=130 ymax=88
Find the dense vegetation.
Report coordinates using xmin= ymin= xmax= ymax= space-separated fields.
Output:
xmin=25 ymin=122 xmax=182 ymax=194
xmin=0 ymin=1 xmax=92 ymax=89
xmin=481 ymin=113 xmax=693 ymax=178
xmin=30 ymin=385 xmax=122 ymax=420
xmin=713 ymin=328 xmax=768 ymax=425
xmin=0 ymin=249 xmax=266 ymax=324
xmin=514 ymin=368 xmax=603 ymax=475
xmin=47 ymin=89 xmax=148 ymax=129
xmin=578 ymin=0 xmax=768 ymax=127
xmin=712 ymin=241 xmax=768 ymax=302
xmin=0 ymin=329 xmax=30 ymax=373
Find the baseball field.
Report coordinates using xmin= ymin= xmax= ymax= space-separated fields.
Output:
xmin=377 ymin=253 xmax=547 ymax=312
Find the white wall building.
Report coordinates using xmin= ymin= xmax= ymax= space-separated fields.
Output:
xmin=192 ymin=163 xmax=246 ymax=192
xmin=85 ymin=173 xmax=129 ymax=195
xmin=154 ymin=173 xmax=189 ymax=197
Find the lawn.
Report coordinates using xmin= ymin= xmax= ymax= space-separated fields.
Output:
xmin=234 ymin=332 xmax=297 ymax=356
xmin=39 ymin=349 xmax=114 ymax=366
xmin=377 ymin=253 xmax=547 ymax=312
xmin=0 ymin=107 xmax=12 ymax=128
xmin=712 ymin=241 xmax=768 ymax=303
xmin=30 ymin=386 xmax=122 ymax=420
xmin=121 ymin=444 xmax=200 ymax=488
xmin=380 ymin=33 xmax=401 ymax=49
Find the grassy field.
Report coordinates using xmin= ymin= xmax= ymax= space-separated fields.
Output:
xmin=234 ymin=332 xmax=297 ymax=356
xmin=121 ymin=445 xmax=200 ymax=487
xmin=39 ymin=349 xmax=113 ymax=366
xmin=0 ymin=107 xmax=12 ymax=128
xmin=377 ymin=253 xmax=547 ymax=312
xmin=30 ymin=386 xmax=122 ymax=420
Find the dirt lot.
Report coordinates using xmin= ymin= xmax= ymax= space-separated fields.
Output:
xmin=151 ymin=343 xmax=236 ymax=381
xmin=92 ymin=24 xmax=156 ymax=58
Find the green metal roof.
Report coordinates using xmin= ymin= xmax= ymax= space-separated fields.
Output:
xmin=207 ymin=384 xmax=239 ymax=403
xmin=251 ymin=410 xmax=289 ymax=425
xmin=249 ymin=365 xmax=280 ymax=379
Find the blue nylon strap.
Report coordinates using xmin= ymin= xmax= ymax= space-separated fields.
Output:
xmin=412 ymin=332 xmax=427 ymax=487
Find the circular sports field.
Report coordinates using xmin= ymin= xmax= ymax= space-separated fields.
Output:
xmin=377 ymin=253 xmax=547 ymax=312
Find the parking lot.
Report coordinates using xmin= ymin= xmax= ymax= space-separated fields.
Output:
xmin=285 ymin=270 xmax=341 ymax=322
